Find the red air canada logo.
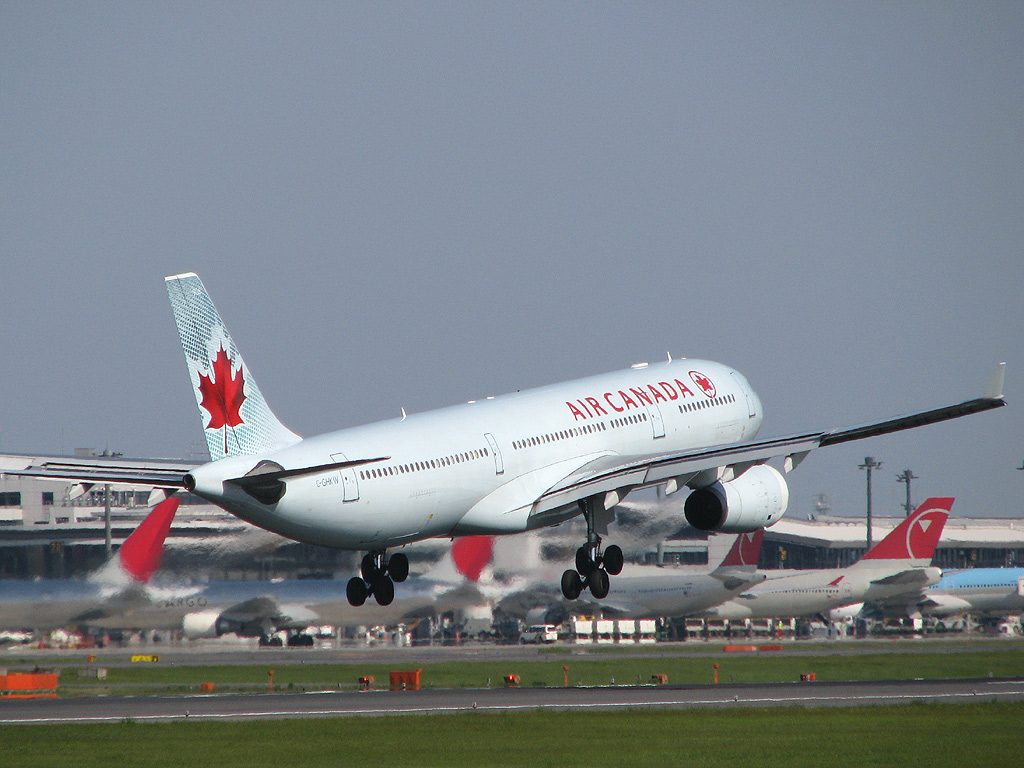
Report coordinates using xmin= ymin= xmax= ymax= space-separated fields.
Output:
xmin=689 ymin=371 xmax=716 ymax=398
xmin=198 ymin=346 xmax=246 ymax=431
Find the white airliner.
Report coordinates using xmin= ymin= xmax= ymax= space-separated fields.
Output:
xmin=2 ymin=274 xmax=1005 ymax=608
xmin=701 ymin=497 xmax=952 ymax=621
xmin=128 ymin=535 xmax=501 ymax=641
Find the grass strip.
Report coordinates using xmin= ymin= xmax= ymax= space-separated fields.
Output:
xmin=0 ymin=701 xmax=1020 ymax=768
xmin=47 ymin=647 xmax=1024 ymax=695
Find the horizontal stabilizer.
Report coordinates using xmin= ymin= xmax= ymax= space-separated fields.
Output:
xmin=712 ymin=571 xmax=767 ymax=591
xmin=870 ymin=569 xmax=934 ymax=587
xmin=1 ymin=455 xmax=195 ymax=488
xmin=217 ymin=455 xmax=389 ymax=505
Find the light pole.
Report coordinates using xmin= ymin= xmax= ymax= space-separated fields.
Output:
xmin=859 ymin=457 xmax=881 ymax=550
xmin=1018 ymin=461 xmax=1024 ymax=513
xmin=896 ymin=469 xmax=918 ymax=517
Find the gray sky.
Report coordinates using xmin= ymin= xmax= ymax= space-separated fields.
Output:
xmin=2 ymin=3 xmax=1022 ymax=521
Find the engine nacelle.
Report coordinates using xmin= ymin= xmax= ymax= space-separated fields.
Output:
xmin=182 ymin=611 xmax=226 ymax=640
xmin=827 ymin=603 xmax=864 ymax=622
xmin=684 ymin=464 xmax=789 ymax=533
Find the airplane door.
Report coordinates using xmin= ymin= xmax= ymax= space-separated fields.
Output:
xmin=646 ymin=403 xmax=666 ymax=439
xmin=484 ymin=433 xmax=504 ymax=475
xmin=730 ymin=371 xmax=757 ymax=419
xmin=329 ymin=452 xmax=360 ymax=502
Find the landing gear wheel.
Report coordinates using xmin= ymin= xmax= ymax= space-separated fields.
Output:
xmin=372 ymin=575 xmax=395 ymax=606
xmin=575 ymin=546 xmax=596 ymax=577
xmin=603 ymin=545 xmax=624 ymax=576
xmin=361 ymin=553 xmax=378 ymax=582
xmin=588 ymin=568 xmax=610 ymax=600
xmin=561 ymin=569 xmax=583 ymax=600
xmin=388 ymin=553 xmax=409 ymax=583
xmin=346 ymin=577 xmax=368 ymax=607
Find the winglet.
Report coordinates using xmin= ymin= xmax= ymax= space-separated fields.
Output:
xmin=985 ymin=362 xmax=1006 ymax=400
xmin=118 ymin=497 xmax=181 ymax=583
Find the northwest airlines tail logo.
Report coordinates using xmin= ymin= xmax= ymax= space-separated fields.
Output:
xmin=861 ymin=498 xmax=952 ymax=561
xmin=905 ymin=512 xmax=947 ymax=560
xmin=721 ymin=529 xmax=763 ymax=567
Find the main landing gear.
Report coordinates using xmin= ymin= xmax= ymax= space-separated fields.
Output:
xmin=347 ymin=550 xmax=409 ymax=607
xmin=560 ymin=497 xmax=623 ymax=601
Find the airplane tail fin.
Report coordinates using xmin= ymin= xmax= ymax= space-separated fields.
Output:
xmin=165 ymin=273 xmax=301 ymax=461
xmin=424 ymin=536 xmax=496 ymax=584
xmin=856 ymin=497 xmax=952 ymax=564
xmin=452 ymin=536 xmax=496 ymax=582
xmin=714 ymin=529 xmax=764 ymax=570
xmin=118 ymin=497 xmax=181 ymax=582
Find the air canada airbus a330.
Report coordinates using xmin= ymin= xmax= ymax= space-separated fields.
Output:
xmin=2 ymin=274 xmax=1006 ymax=607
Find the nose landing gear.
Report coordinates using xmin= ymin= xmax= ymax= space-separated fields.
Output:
xmin=346 ymin=550 xmax=409 ymax=606
xmin=560 ymin=497 xmax=623 ymax=601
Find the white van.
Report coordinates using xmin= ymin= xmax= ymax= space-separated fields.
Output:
xmin=519 ymin=624 xmax=558 ymax=644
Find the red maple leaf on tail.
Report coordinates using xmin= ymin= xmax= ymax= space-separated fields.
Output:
xmin=198 ymin=347 xmax=246 ymax=430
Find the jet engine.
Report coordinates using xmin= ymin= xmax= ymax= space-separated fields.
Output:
xmin=182 ymin=611 xmax=226 ymax=640
xmin=683 ymin=464 xmax=789 ymax=533
xmin=827 ymin=603 xmax=864 ymax=623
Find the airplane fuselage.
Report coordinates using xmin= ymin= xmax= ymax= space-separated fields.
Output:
xmin=187 ymin=359 xmax=762 ymax=550
xmin=704 ymin=564 xmax=943 ymax=620
xmin=921 ymin=568 xmax=1024 ymax=617
xmin=588 ymin=571 xmax=754 ymax=618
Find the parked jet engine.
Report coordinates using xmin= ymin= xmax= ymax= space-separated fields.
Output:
xmin=182 ymin=611 xmax=228 ymax=640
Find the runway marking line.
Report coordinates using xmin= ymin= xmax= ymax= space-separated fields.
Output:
xmin=3 ymin=685 xmax=1024 ymax=724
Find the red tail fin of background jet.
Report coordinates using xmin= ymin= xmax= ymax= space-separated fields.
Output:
xmin=859 ymin=497 xmax=952 ymax=562
xmin=451 ymin=536 xmax=495 ymax=582
xmin=718 ymin=529 xmax=764 ymax=568
xmin=118 ymin=497 xmax=181 ymax=582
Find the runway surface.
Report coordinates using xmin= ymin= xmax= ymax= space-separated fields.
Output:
xmin=3 ymin=677 xmax=1023 ymax=724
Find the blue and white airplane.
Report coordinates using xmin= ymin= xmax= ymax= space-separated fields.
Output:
xmin=3 ymin=274 xmax=1006 ymax=608
xmin=913 ymin=568 xmax=1024 ymax=618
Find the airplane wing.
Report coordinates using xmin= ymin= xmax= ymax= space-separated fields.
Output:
xmin=218 ymin=596 xmax=320 ymax=630
xmin=710 ymin=570 xmax=767 ymax=591
xmin=530 ymin=364 xmax=1005 ymax=520
xmin=869 ymin=569 xmax=937 ymax=587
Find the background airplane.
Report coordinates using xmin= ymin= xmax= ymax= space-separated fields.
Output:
xmin=138 ymin=535 xmax=502 ymax=642
xmin=0 ymin=498 xmax=179 ymax=632
xmin=2 ymin=273 xmax=1004 ymax=609
xmin=701 ymin=497 xmax=952 ymax=621
xmin=874 ymin=566 xmax=1024 ymax=621
xmin=561 ymin=530 xmax=766 ymax=619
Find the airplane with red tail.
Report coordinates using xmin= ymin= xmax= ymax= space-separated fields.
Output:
xmin=701 ymin=497 xmax=953 ymax=620
xmin=0 ymin=498 xmax=180 ymax=631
